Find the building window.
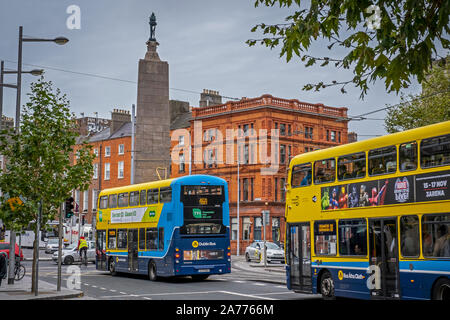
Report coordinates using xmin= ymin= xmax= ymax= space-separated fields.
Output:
xmin=231 ymin=218 xmax=238 ymax=241
xmin=242 ymin=178 xmax=249 ymax=201
xmin=118 ymin=161 xmax=124 ymax=179
xmin=305 ymin=127 xmax=313 ymax=139
xmin=104 ymin=163 xmax=110 ymax=180
xmin=288 ymin=124 xmax=292 ymax=136
xmin=280 ymin=144 xmax=286 ymax=164
xmin=179 ymin=153 xmax=185 ymax=173
xmin=93 ymin=163 xmax=98 ymax=179
xmin=83 ymin=190 xmax=88 ymax=212
xmin=92 ymin=189 xmax=98 ymax=210
xmin=94 ymin=148 xmax=98 ymax=157
xmin=280 ymin=123 xmax=286 ymax=136
xmin=243 ymin=217 xmax=251 ymax=241
xmin=179 ymin=135 xmax=185 ymax=146
xmin=272 ymin=218 xmax=280 ymax=242
xmin=331 ymin=131 xmax=337 ymax=142
xmin=244 ymin=144 xmax=249 ymax=164
xmin=280 ymin=178 xmax=286 ymax=202
xmin=118 ymin=144 xmax=124 ymax=155
xmin=254 ymin=217 xmax=262 ymax=241
xmin=105 ymin=146 xmax=111 ymax=157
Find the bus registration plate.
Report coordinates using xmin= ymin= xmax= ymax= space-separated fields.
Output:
xmin=198 ymin=269 xmax=210 ymax=273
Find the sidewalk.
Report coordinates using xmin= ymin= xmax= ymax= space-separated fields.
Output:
xmin=231 ymin=255 xmax=287 ymax=285
xmin=0 ymin=275 xmax=83 ymax=300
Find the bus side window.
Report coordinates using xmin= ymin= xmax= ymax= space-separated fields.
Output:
xmin=399 ymin=142 xmax=417 ymax=172
xmin=159 ymin=228 xmax=164 ymax=250
xmin=109 ymin=194 xmax=118 ymax=208
xmin=368 ymin=145 xmax=396 ymax=176
xmin=291 ymin=163 xmax=311 ymax=187
xmin=139 ymin=228 xmax=145 ymax=250
xmin=146 ymin=228 xmax=157 ymax=250
xmin=160 ymin=187 xmax=172 ymax=203
xmin=117 ymin=229 xmax=127 ymax=249
xmin=108 ymin=229 xmax=117 ymax=249
xmin=400 ymin=215 xmax=419 ymax=257
xmin=99 ymin=196 xmax=108 ymax=209
xmin=147 ymin=189 xmax=158 ymax=204
xmin=338 ymin=152 xmax=365 ymax=180
xmin=139 ymin=190 xmax=146 ymax=206
xmin=129 ymin=191 xmax=139 ymax=207
xmin=118 ymin=192 xmax=129 ymax=208
xmin=314 ymin=158 xmax=335 ymax=184
xmin=420 ymin=134 xmax=450 ymax=168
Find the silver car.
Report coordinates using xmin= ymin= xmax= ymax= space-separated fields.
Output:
xmin=52 ymin=241 xmax=96 ymax=265
xmin=45 ymin=238 xmax=60 ymax=254
xmin=245 ymin=241 xmax=285 ymax=264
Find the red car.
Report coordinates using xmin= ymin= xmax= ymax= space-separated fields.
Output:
xmin=0 ymin=242 xmax=24 ymax=261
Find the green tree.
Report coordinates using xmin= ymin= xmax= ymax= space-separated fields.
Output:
xmin=0 ymin=76 xmax=95 ymax=292
xmin=247 ymin=0 xmax=449 ymax=98
xmin=384 ymin=57 xmax=450 ymax=133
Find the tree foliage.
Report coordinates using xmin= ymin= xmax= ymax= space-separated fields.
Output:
xmin=384 ymin=57 xmax=450 ymax=133
xmin=0 ymin=76 xmax=94 ymax=232
xmin=247 ymin=0 xmax=449 ymax=98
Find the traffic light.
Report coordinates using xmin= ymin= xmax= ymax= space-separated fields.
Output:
xmin=65 ymin=197 xmax=74 ymax=219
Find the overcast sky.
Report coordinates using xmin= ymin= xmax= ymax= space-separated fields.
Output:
xmin=0 ymin=0 xmax=427 ymax=138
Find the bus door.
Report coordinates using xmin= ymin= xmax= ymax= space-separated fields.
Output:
xmin=288 ymin=223 xmax=312 ymax=292
xmin=128 ymin=229 xmax=139 ymax=272
xmin=96 ymin=230 xmax=107 ymax=270
xmin=368 ymin=218 xmax=400 ymax=299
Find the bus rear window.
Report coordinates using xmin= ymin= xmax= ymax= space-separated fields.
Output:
xmin=421 ymin=134 xmax=450 ymax=168
xmin=183 ymin=185 xmax=223 ymax=196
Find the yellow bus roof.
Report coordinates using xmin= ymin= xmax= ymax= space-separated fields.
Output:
xmin=99 ymin=178 xmax=175 ymax=195
xmin=290 ymin=120 xmax=450 ymax=167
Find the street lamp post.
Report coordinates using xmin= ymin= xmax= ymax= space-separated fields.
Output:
xmin=15 ymin=25 xmax=69 ymax=132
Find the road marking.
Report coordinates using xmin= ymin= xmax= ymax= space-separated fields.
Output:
xmin=252 ymin=283 xmax=266 ymax=286
xmin=143 ymin=297 xmax=152 ymax=300
xmin=110 ymin=289 xmax=116 ymax=292
xmin=233 ymin=280 xmax=245 ymax=283
xmin=100 ymin=287 xmax=107 ymax=290
xmin=120 ymin=292 xmax=127 ymax=295
xmin=219 ymin=291 xmax=277 ymax=300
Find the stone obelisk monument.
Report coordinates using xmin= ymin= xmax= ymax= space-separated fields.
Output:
xmin=134 ymin=13 xmax=170 ymax=183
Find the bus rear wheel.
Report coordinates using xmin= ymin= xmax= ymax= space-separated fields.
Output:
xmin=109 ymin=258 xmax=117 ymax=276
xmin=148 ymin=261 xmax=158 ymax=281
xmin=432 ymin=278 xmax=450 ymax=300
xmin=320 ymin=271 xmax=335 ymax=300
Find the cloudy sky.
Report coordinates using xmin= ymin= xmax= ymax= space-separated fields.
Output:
xmin=0 ymin=0 xmax=427 ymax=138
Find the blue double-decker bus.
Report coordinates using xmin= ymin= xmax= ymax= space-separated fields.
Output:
xmin=95 ymin=175 xmax=231 ymax=280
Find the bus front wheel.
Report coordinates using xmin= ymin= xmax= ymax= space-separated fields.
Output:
xmin=148 ymin=261 xmax=158 ymax=281
xmin=432 ymin=278 xmax=450 ymax=300
xmin=320 ymin=271 xmax=335 ymax=300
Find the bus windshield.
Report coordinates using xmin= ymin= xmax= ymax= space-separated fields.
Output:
xmin=180 ymin=185 xmax=226 ymax=235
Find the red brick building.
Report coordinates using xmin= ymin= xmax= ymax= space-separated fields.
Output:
xmin=170 ymin=92 xmax=349 ymax=254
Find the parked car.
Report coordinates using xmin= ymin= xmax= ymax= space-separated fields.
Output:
xmin=245 ymin=241 xmax=285 ymax=264
xmin=0 ymin=242 xmax=24 ymax=261
xmin=45 ymin=238 xmax=60 ymax=254
xmin=52 ymin=241 xmax=95 ymax=265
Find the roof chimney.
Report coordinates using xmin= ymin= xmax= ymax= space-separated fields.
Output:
xmin=111 ymin=109 xmax=131 ymax=135
xmin=199 ymin=89 xmax=222 ymax=108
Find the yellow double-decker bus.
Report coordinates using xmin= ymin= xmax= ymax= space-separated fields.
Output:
xmin=285 ymin=121 xmax=450 ymax=300
xmin=95 ymin=175 xmax=231 ymax=281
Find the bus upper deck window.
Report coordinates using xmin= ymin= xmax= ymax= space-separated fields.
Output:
xmin=338 ymin=152 xmax=365 ymax=181
xmin=99 ymin=196 xmax=108 ymax=209
xmin=108 ymin=194 xmax=118 ymax=208
xmin=160 ymin=187 xmax=172 ymax=203
xmin=147 ymin=189 xmax=158 ymax=204
xmin=399 ymin=142 xmax=417 ymax=172
xmin=420 ymin=134 xmax=450 ymax=168
xmin=118 ymin=192 xmax=129 ymax=207
xmin=291 ymin=163 xmax=312 ymax=187
xmin=368 ymin=146 xmax=396 ymax=176
xmin=314 ymin=158 xmax=335 ymax=184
